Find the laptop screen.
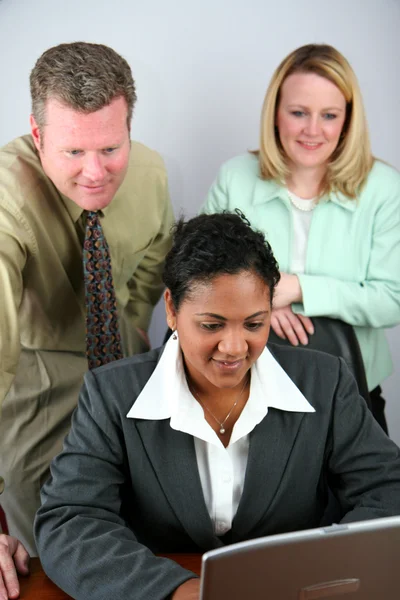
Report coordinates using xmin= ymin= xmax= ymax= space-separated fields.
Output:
xmin=200 ymin=516 xmax=400 ymax=599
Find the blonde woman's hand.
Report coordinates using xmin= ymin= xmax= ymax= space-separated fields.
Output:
xmin=273 ymin=273 xmax=302 ymax=309
xmin=271 ymin=306 xmax=314 ymax=346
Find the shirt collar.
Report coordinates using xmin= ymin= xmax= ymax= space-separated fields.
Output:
xmin=127 ymin=335 xmax=315 ymax=434
xmin=252 ymin=177 xmax=289 ymax=206
xmin=253 ymin=174 xmax=357 ymax=212
xmin=60 ymin=193 xmax=84 ymax=223
xmin=328 ymin=190 xmax=358 ymax=212
xmin=60 ymin=193 xmax=112 ymax=225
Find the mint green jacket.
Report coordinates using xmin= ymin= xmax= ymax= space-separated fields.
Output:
xmin=202 ymin=154 xmax=400 ymax=390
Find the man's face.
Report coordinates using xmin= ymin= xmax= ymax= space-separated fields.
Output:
xmin=30 ymin=96 xmax=131 ymax=211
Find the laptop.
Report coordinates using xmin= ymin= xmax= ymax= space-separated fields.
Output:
xmin=200 ymin=516 xmax=400 ymax=599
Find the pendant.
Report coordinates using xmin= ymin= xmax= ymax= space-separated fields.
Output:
xmin=220 ymin=427 xmax=226 ymax=434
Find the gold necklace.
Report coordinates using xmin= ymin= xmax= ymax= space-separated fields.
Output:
xmin=188 ymin=375 xmax=249 ymax=434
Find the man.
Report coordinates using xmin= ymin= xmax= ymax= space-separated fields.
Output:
xmin=0 ymin=42 xmax=174 ymax=557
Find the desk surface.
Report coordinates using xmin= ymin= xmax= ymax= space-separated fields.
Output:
xmin=19 ymin=555 xmax=202 ymax=599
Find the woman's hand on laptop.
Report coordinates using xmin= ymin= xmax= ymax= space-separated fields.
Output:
xmin=0 ymin=534 xmax=30 ymax=600
xmin=171 ymin=577 xmax=200 ymax=599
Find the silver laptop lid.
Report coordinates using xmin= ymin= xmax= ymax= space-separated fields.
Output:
xmin=200 ymin=516 xmax=400 ymax=599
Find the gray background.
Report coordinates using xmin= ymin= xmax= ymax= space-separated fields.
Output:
xmin=0 ymin=0 xmax=399 ymax=441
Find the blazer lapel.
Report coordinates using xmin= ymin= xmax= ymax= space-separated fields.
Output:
xmin=135 ymin=420 xmax=224 ymax=550
xmin=232 ymin=408 xmax=305 ymax=540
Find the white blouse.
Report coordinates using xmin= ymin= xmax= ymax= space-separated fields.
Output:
xmin=287 ymin=190 xmax=315 ymax=274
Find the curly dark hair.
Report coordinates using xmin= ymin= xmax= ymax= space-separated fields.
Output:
xmin=163 ymin=211 xmax=281 ymax=310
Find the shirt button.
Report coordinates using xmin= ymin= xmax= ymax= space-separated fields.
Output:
xmin=216 ymin=521 xmax=228 ymax=535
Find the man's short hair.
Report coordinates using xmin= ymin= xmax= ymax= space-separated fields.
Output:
xmin=30 ymin=42 xmax=137 ymax=131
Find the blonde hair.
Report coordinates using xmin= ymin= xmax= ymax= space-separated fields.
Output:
xmin=257 ymin=44 xmax=373 ymax=198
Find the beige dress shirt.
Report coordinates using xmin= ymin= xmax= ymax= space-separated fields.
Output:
xmin=0 ymin=134 xmax=174 ymax=553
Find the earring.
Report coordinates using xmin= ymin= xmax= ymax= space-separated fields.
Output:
xmin=172 ymin=330 xmax=177 ymax=340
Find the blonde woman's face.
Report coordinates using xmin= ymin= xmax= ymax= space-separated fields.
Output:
xmin=276 ymin=72 xmax=347 ymax=173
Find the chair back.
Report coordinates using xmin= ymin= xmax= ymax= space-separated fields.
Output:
xmin=268 ymin=316 xmax=371 ymax=409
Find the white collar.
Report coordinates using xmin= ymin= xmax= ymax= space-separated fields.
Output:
xmin=127 ymin=335 xmax=315 ymax=438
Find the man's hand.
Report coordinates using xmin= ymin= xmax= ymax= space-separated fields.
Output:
xmin=273 ymin=272 xmax=302 ymax=309
xmin=0 ymin=535 xmax=30 ymax=600
xmin=171 ymin=578 xmax=200 ymax=599
xmin=271 ymin=306 xmax=314 ymax=346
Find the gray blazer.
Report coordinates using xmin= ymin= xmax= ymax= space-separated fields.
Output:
xmin=35 ymin=344 xmax=400 ymax=600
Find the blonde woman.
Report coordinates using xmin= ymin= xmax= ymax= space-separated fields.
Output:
xmin=203 ymin=44 xmax=400 ymax=433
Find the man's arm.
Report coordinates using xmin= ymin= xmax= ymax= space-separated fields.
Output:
xmin=123 ymin=175 xmax=174 ymax=335
xmin=0 ymin=206 xmax=27 ymax=415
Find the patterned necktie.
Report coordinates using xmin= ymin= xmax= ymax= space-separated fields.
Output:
xmin=83 ymin=211 xmax=123 ymax=369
